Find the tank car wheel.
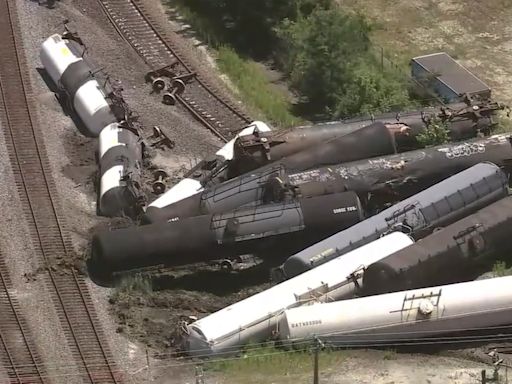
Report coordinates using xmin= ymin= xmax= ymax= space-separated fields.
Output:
xmin=162 ymin=92 xmax=177 ymax=106
xmin=154 ymin=169 xmax=168 ymax=180
xmin=152 ymin=169 xmax=168 ymax=194
xmin=171 ymin=79 xmax=186 ymax=94
xmin=152 ymin=180 xmax=166 ymax=195
xmin=220 ymin=260 xmax=234 ymax=271
xmin=152 ymin=77 xmax=166 ymax=92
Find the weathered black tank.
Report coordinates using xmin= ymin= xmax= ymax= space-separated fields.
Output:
xmin=89 ymin=191 xmax=363 ymax=284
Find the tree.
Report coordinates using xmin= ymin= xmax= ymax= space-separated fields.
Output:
xmin=276 ymin=8 xmax=411 ymax=118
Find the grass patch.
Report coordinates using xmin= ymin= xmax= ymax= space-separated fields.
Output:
xmin=204 ymin=346 xmax=348 ymax=383
xmin=494 ymin=113 xmax=512 ymax=134
xmin=110 ymin=273 xmax=152 ymax=302
xmin=492 ymin=261 xmax=511 ymax=277
xmin=216 ymin=46 xmax=302 ymax=128
xmin=163 ymin=1 xmax=302 ymax=128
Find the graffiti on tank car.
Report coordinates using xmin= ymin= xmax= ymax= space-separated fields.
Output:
xmin=288 ymin=168 xmax=336 ymax=185
xmin=438 ymin=143 xmax=485 ymax=159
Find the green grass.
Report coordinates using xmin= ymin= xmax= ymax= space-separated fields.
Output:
xmin=492 ymin=261 xmax=511 ymax=277
xmin=163 ymin=1 xmax=302 ymax=128
xmin=494 ymin=113 xmax=512 ymax=134
xmin=216 ymin=46 xmax=302 ymax=128
xmin=110 ymin=273 xmax=152 ymax=302
xmin=203 ymin=346 xmax=348 ymax=383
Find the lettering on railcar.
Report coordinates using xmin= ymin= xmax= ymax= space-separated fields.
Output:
xmin=333 ymin=206 xmax=358 ymax=214
xmin=290 ymin=320 xmax=323 ymax=328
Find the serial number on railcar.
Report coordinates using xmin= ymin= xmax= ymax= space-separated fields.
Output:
xmin=290 ymin=320 xmax=323 ymax=328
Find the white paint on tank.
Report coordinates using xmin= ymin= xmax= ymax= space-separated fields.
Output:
xmin=215 ymin=121 xmax=271 ymax=161
xmin=99 ymin=123 xmax=124 ymax=159
xmin=184 ymin=232 xmax=414 ymax=356
xmin=280 ymin=276 xmax=512 ymax=345
xmin=39 ymin=34 xmax=81 ymax=85
xmin=148 ymin=178 xmax=204 ymax=208
xmin=146 ymin=123 xmax=269 ymax=209
xmin=100 ymin=165 xmax=123 ymax=197
xmin=73 ymin=80 xmax=116 ymax=136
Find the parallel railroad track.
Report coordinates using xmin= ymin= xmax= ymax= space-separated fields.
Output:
xmin=0 ymin=0 xmax=122 ymax=382
xmin=97 ymin=0 xmax=253 ymax=143
xmin=0 ymin=257 xmax=46 ymax=384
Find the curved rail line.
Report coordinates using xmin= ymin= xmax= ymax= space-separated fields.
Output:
xmin=97 ymin=0 xmax=253 ymax=142
xmin=0 ymin=0 xmax=122 ymax=382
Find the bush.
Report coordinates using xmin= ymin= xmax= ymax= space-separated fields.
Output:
xmin=415 ymin=117 xmax=450 ymax=147
xmin=276 ymin=8 xmax=412 ymax=118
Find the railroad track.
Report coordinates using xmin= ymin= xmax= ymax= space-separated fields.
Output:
xmin=0 ymin=257 xmax=46 ymax=384
xmin=0 ymin=0 xmax=122 ymax=382
xmin=97 ymin=0 xmax=253 ymax=142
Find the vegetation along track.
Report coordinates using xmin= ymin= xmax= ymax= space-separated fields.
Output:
xmin=98 ymin=0 xmax=253 ymax=142
xmin=0 ymin=0 xmax=122 ymax=382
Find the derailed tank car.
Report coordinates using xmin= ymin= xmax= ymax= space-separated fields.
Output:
xmin=198 ymin=101 xmax=505 ymax=183
xmin=40 ymin=32 xmax=145 ymax=217
xmin=40 ymin=33 xmax=117 ymax=137
xmin=98 ymin=123 xmax=144 ymax=217
xmin=279 ymin=162 xmax=509 ymax=280
xmin=150 ymin=134 xmax=512 ymax=224
xmin=147 ymin=121 xmax=271 ymax=211
xmin=182 ymin=232 xmax=414 ymax=357
xmin=89 ymin=192 xmax=363 ymax=284
xmin=361 ymin=195 xmax=512 ymax=296
xmin=279 ymin=276 xmax=512 ymax=348
xmin=144 ymin=121 xmax=399 ymax=224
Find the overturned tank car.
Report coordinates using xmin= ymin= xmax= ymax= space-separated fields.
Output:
xmin=361 ymin=194 xmax=512 ymax=296
xmin=146 ymin=134 xmax=512 ymax=224
xmin=89 ymin=192 xmax=363 ymax=284
xmin=279 ymin=161 xmax=510 ymax=280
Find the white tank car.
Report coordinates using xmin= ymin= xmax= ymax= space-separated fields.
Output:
xmin=183 ymin=232 xmax=414 ymax=357
xmin=40 ymin=34 xmax=81 ymax=84
xmin=40 ymin=34 xmax=116 ymax=137
xmin=279 ymin=276 xmax=512 ymax=347
xmin=99 ymin=123 xmax=143 ymax=217
xmin=148 ymin=121 xmax=271 ymax=209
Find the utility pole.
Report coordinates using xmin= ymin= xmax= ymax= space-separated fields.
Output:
xmin=313 ymin=337 xmax=324 ymax=384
